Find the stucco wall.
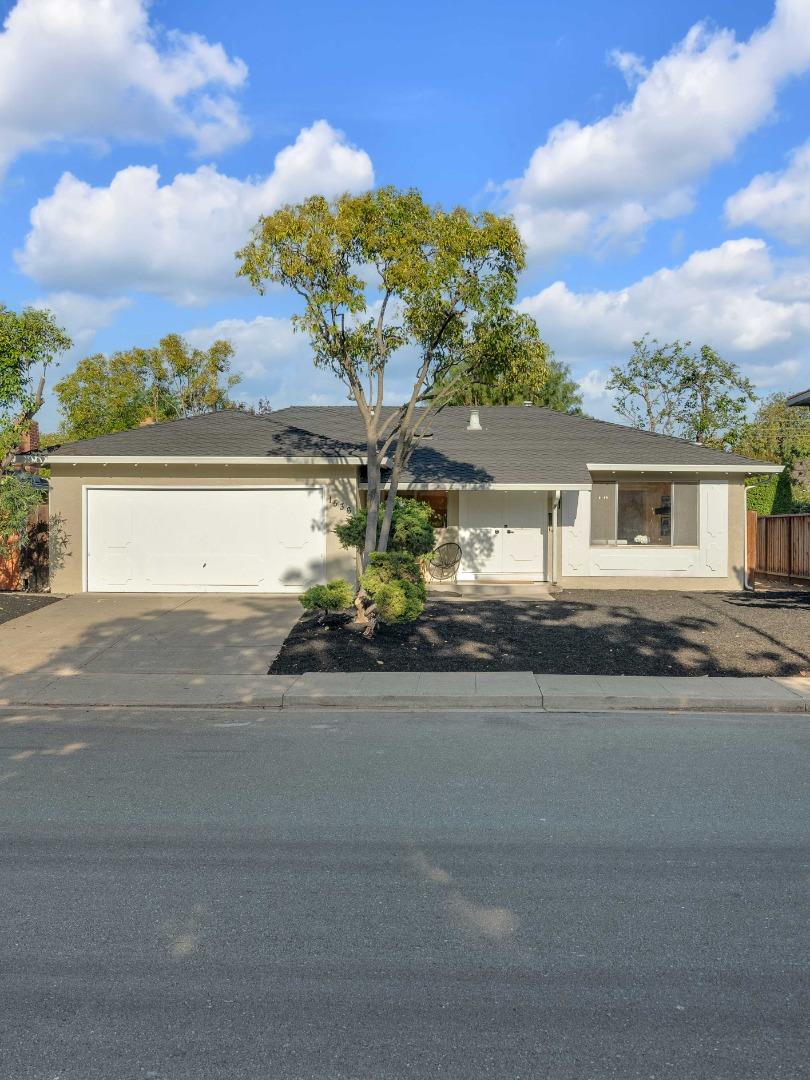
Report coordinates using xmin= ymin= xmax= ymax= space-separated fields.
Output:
xmin=557 ymin=476 xmax=747 ymax=590
xmin=48 ymin=463 xmax=360 ymax=594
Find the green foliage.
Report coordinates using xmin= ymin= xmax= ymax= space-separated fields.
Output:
xmin=299 ymin=579 xmax=354 ymax=616
xmin=360 ymin=551 xmax=426 ymax=624
xmin=0 ymin=474 xmax=44 ymax=557
xmin=0 ymin=304 xmax=71 ymax=464
xmin=439 ymin=353 xmax=582 ymax=412
xmin=54 ymin=334 xmax=241 ymax=441
xmin=734 ymin=394 xmax=810 ymax=466
xmin=334 ymin=497 xmax=436 ymax=557
xmin=746 ymin=470 xmax=794 ymax=515
xmin=607 ymin=334 xmax=756 ymax=448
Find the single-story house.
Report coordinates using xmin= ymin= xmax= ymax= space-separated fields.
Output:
xmin=45 ymin=405 xmax=780 ymax=594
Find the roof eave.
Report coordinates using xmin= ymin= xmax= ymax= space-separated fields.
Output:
xmin=586 ymin=462 xmax=783 ymax=475
xmin=49 ymin=455 xmax=368 ymax=466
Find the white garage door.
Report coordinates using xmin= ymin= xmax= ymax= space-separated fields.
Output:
xmin=86 ymin=487 xmax=325 ymax=593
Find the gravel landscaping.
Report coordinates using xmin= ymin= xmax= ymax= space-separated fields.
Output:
xmin=0 ymin=593 xmax=60 ymax=626
xmin=269 ymin=589 xmax=810 ymax=677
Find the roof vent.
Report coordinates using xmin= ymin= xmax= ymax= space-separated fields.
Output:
xmin=467 ymin=408 xmax=482 ymax=431
xmin=523 ymin=400 xmax=533 ymax=407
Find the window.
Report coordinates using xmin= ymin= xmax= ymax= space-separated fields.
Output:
xmin=590 ymin=481 xmax=699 ymax=547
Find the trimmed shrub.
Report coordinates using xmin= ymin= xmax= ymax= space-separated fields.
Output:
xmin=334 ymin=497 xmax=436 ymax=557
xmin=746 ymin=469 xmax=793 ymax=515
xmin=360 ymin=551 xmax=426 ymax=624
xmin=299 ymin=579 xmax=354 ymax=621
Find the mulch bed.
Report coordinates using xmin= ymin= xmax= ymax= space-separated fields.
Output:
xmin=0 ymin=593 xmax=61 ymax=626
xmin=269 ymin=589 xmax=810 ymax=677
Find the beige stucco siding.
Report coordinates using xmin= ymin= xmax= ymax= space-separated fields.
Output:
xmin=48 ymin=463 xmax=360 ymax=594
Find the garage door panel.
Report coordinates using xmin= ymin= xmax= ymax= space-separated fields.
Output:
xmin=86 ymin=488 xmax=325 ymax=593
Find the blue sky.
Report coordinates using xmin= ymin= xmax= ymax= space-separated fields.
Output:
xmin=1 ymin=0 xmax=809 ymax=431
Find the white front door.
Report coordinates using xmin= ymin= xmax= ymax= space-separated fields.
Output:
xmin=86 ymin=486 xmax=325 ymax=593
xmin=459 ymin=491 xmax=547 ymax=578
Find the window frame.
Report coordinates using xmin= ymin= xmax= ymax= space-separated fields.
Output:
xmin=590 ymin=480 xmax=700 ymax=548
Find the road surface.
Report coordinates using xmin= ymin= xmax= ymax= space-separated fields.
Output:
xmin=1 ymin=706 xmax=807 ymax=1079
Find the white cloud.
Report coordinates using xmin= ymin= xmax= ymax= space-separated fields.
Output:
xmin=17 ymin=121 xmax=375 ymax=305
xmin=725 ymin=140 xmax=810 ymax=246
xmin=0 ymin=0 xmax=248 ymax=178
xmin=504 ymin=0 xmax=810 ymax=261
xmin=32 ymin=291 xmax=131 ymax=348
xmin=520 ymin=238 xmax=810 ymax=408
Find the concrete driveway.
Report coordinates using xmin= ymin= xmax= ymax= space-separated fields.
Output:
xmin=0 ymin=594 xmax=301 ymax=677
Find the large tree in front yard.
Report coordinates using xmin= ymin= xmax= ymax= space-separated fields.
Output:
xmin=236 ymin=187 xmax=547 ymax=568
xmin=0 ymin=304 xmax=72 ymax=556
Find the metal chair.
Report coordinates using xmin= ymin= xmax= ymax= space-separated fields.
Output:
xmin=426 ymin=542 xmax=462 ymax=583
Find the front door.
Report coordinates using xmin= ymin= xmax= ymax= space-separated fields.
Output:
xmin=459 ymin=491 xmax=547 ymax=578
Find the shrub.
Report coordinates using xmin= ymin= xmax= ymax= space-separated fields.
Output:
xmin=746 ymin=469 xmax=793 ymax=515
xmin=334 ymin=497 xmax=436 ymax=557
xmin=360 ymin=551 xmax=426 ymax=624
xmin=299 ymin=579 xmax=354 ymax=622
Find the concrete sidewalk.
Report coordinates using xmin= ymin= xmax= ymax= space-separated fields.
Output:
xmin=1 ymin=671 xmax=808 ymax=712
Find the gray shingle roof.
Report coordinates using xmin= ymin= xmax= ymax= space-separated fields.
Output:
xmin=787 ymin=386 xmax=810 ymax=407
xmin=51 ymin=404 xmax=772 ymax=483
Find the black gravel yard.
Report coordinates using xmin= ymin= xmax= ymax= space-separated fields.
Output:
xmin=269 ymin=589 xmax=810 ymax=677
xmin=0 ymin=593 xmax=60 ymax=626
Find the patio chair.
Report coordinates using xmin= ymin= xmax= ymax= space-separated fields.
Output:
xmin=426 ymin=542 xmax=462 ymax=584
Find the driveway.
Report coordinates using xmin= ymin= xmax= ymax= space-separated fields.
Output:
xmin=0 ymin=594 xmax=301 ymax=677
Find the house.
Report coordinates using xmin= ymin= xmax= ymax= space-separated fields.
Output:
xmin=45 ymin=405 xmax=781 ymax=594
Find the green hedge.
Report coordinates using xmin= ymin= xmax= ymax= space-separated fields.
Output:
xmin=746 ymin=469 xmax=793 ymax=515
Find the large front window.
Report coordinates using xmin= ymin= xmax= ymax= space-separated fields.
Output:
xmin=590 ymin=481 xmax=699 ymax=546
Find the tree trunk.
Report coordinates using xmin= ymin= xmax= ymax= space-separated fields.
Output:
xmin=376 ymin=459 xmax=402 ymax=552
xmin=362 ymin=443 xmax=380 ymax=569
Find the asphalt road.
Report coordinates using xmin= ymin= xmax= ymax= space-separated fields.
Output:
xmin=0 ymin=707 xmax=808 ymax=1080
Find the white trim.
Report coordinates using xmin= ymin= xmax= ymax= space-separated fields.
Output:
xmin=55 ymin=455 xmax=363 ymax=466
xmin=365 ymin=482 xmax=591 ymax=491
xmin=82 ymin=484 xmax=326 ymax=593
xmin=587 ymin=462 xmax=781 ymax=475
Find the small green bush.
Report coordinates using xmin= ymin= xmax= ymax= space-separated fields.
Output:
xmin=746 ymin=469 xmax=793 ymax=515
xmin=334 ymin=497 xmax=436 ymax=557
xmin=360 ymin=551 xmax=426 ymax=624
xmin=299 ymin=579 xmax=354 ymax=619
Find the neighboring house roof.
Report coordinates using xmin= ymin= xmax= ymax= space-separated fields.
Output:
xmin=49 ymin=405 xmax=778 ymax=484
xmin=787 ymin=387 xmax=810 ymax=407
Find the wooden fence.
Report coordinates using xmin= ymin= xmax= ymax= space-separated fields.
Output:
xmin=747 ymin=510 xmax=810 ymax=585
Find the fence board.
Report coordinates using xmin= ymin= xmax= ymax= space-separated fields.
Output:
xmin=754 ymin=513 xmax=810 ymax=582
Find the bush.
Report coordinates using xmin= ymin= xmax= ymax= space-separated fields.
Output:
xmin=299 ymin=579 xmax=354 ymax=621
xmin=360 ymin=551 xmax=426 ymax=624
xmin=334 ymin=497 xmax=435 ymax=557
xmin=746 ymin=469 xmax=793 ymax=515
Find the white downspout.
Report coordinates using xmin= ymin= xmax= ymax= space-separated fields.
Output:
xmin=551 ymin=489 xmax=560 ymax=586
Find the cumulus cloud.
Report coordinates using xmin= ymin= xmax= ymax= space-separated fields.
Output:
xmin=725 ymin=141 xmax=810 ymax=246
xmin=504 ymin=0 xmax=810 ymax=261
xmin=520 ymin=238 xmax=810 ymax=405
xmin=17 ymin=121 xmax=375 ymax=305
xmin=0 ymin=0 xmax=248 ymax=178
xmin=32 ymin=291 xmax=131 ymax=349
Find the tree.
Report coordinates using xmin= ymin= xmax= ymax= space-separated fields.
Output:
xmin=607 ymin=334 xmax=756 ymax=448
xmin=675 ymin=345 xmax=756 ymax=449
xmin=438 ymin=353 xmax=582 ymax=412
xmin=236 ymin=187 xmax=546 ymax=579
xmin=54 ymin=334 xmax=240 ymax=441
xmin=0 ymin=305 xmax=71 ymax=557
xmin=606 ymin=335 xmax=687 ymax=435
xmin=734 ymin=394 xmax=810 ymax=466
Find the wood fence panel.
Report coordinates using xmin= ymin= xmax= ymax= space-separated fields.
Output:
xmin=754 ymin=513 xmax=810 ymax=582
